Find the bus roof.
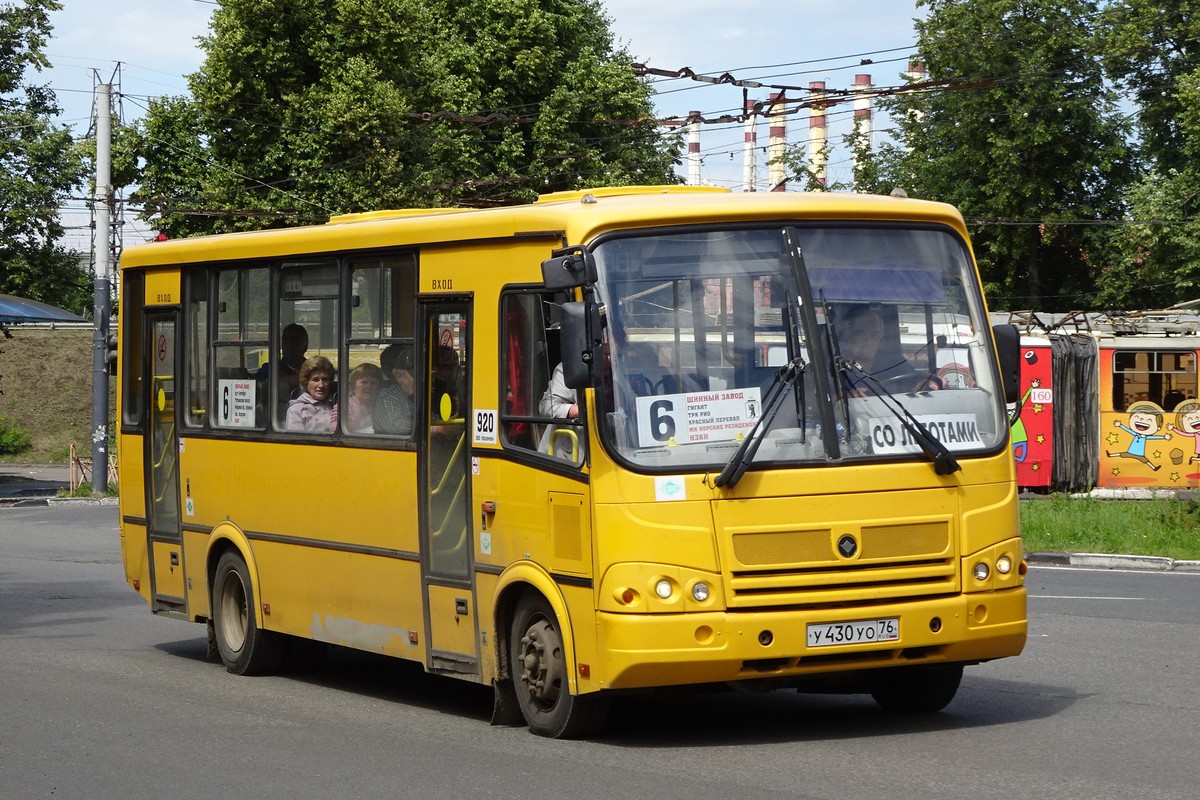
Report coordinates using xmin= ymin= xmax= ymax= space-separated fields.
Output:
xmin=119 ymin=185 xmax=969 ymax=269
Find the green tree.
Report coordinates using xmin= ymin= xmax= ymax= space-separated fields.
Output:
xmin=1096 ymin=1 xmax=1200 ymax=308
xmin=131 ymin=0 xmax=679 ymax=237
xmin=0 ymin=0 xmax=90 ymax=313
xmin=867 ymin=0 xmax=1134 ymax=311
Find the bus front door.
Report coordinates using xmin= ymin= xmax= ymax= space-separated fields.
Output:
xmin=144 ymin=311 xmax=186 ymax=618
xmin=419 ymin=301 xmax=479 ymax=677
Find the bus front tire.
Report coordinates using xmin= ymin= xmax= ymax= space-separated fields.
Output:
xmin=510 ymin=594 xmax=608 ymax=738
xmin=212 ymin=550 xmax=284 ymax=676
xmin=869 ymin=664 xmax=963 ymax=713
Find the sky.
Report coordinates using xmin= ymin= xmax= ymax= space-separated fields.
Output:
xmin=40 ymin=0 xmax=924 ymax=249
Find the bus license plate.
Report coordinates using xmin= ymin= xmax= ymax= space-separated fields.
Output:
xmin=807 ymin=617 xmax=899 ymax=648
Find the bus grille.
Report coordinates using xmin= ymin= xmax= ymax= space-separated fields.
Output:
xmin=723 ymin=520 xmax=958 ymax=609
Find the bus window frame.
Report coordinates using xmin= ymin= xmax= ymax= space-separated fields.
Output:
xmin=120 ymin=269 xmax=146 ymax=432
xmin=342 ymin=250 xmax=420 ymax=443
xmin=497 ymin=285 xmax=588 ymax=472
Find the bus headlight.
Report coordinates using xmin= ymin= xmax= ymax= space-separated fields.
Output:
xmin=655 ymin=579 xmax=673 ymax=599
xmin=972 ymin=561 xmax=990 ymax=582
xmin=691 ymin=581 xmax=710 ymax=602
xmin=996 ymin=555 xmax=1013 ymax=575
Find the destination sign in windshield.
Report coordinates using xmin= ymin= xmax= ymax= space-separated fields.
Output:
xmin=635 ymin=388 xmax=763 ymax=448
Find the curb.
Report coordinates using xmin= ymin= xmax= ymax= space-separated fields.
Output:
xmin=3 ymin=497 xmax=119 ymax=508
xmin=1027 ymin=552 xmax=1200 ymax=572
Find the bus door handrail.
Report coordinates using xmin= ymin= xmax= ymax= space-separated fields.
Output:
xmin=430 ymin=425 xmax=466 ymax=499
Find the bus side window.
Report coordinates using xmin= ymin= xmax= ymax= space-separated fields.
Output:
xmin=183 ymin=270 xmax=209 ymax=427
xmin=346 ymin=253 xmax=417 ymax=438
xmin=275 ymin=260 xmax=339 ymax=432
xmin=499 ymin=290 xmax=583 ymax=464
xmin=211 ymin=266 xmax=269 ymax=431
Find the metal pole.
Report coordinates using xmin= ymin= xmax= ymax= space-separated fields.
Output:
xmin=91 ymin=83 xmax=112 ymax=494
xmin=687 ymin=110 xmax=702 ymax=186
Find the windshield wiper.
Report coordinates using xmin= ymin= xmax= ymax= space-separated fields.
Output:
xmin=714 ymin=357 xmax=806 ymax=488
xmin=838 ymin=360 xmax=961 ymax=476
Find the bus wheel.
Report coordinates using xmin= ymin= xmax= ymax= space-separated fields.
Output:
xmin=510 ymin=595 xmax=608 ymax=738
xmin=211 ymin=550 xmax=284 ymax=676
xmin=870 ymin=665 xmax=963 ymax=713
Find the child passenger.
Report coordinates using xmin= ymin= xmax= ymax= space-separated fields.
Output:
xmin=286 ymin=356 xmax=337 ymax=432
xmin=346 ymin=363 xmax=383 ymax=433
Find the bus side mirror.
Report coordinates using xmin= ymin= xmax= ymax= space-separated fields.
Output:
xmin=541 ymin=246 xmax=596 ymax=290
xmin=560 ymin=300 xmax=602 ymax=390
xmin=992 ymin=323 xmax=1020 ymax=403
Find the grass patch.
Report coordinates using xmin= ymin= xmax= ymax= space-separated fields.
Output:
xmin=1021 ymin=495 xmax=1200 ymax=560
xmin=0 ymin=328 xmax=104 ymax=464
xmin=57 ymin=481 xmax=118 ymax=499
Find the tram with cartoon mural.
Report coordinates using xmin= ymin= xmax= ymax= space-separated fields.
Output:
xmin=1005 ymin=306 xmax=1200 ymax=493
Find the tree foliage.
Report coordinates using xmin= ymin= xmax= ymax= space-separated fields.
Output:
xmin=131 ymin=0 xmax=679 ymax=237
xmin=1095 ymin=1 xmax=1200 ymax=308
xmin=860 ymin=0 xmax=1136 ymax=312
xmin=0 ymin=0 xmax=90 ymax=314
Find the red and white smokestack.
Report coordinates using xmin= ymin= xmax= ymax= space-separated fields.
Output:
xmin=687 ymin=110 xmax=702 ymax=186
xmin=768 ymin=93 xmax=787 ymax=192
xmin=852 ymin=73 xmax=872 ymax=189
xmin=905 ymin=61 xmax=927 ymax=128
xmin=807 ymin=81 xmax=827 ymax=189
xmin=743 ymin=97 xmax=758 ymax=192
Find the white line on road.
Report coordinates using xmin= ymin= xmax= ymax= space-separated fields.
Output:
xmin=1029 ymin=595 xmax=1144 ymax=600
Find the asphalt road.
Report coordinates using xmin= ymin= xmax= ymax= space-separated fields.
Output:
xmin=2 ymin=504 xmax=1198 ymax=800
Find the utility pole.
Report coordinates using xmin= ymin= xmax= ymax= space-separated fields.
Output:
xmin=91 ymin=83 xmax=112 ymax=495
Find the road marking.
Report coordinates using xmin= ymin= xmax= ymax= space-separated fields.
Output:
xmin=1029 ymin=595 xmax=1144 ymax=600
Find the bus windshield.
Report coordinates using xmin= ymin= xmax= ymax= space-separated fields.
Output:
xmin=592 ymin=224 xmax=1006 ymax=472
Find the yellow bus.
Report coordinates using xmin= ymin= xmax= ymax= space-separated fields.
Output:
xmin=117 ymin=185 xmax=1027 ymax=738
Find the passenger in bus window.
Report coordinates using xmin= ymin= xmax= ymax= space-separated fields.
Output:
xmin=260 ymin=322 xmax=309 ymax=391
xmin=539 ymin=362 xmax=582 ymax=460
xmin=374 ymin=344 xmax=415 ymax=436
xmin=838 ymin=305 xmax=941 ymax=396
xmin=539 ymin=362 xmax=578 ymax=421
xmin=285 ymin=356 xmax=337 ymax=432
xmin=432 ymin=344 xmax=461 ymax=420
xmin=346 ymin=363 xmax=384 ymax=434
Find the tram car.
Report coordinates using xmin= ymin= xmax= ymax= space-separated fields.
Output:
xmin=1002 ymin=306 xmax=1200 ymax=493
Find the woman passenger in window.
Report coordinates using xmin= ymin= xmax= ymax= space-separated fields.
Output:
xmin=346 ymin=363 xmax=383 ymax=433
xmin=286 ymin=356 xmax=337 ymax=432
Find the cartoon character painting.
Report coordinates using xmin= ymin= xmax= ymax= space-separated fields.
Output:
xmin=1166 ymin=400 xmax=1200 ymax=466
xmin=1107 ymin=402 xmax=1171 ymax=471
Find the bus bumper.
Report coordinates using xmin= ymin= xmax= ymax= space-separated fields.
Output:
xmin=592 ymin=587 xmax=1026 ymax=690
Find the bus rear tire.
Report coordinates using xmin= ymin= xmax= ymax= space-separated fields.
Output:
xmin=212 ymin=550 xmax=284 ymax=676
xmin=510 ymin=594 xmax=608 ymax=738
xmin=869 ymin=664 xmax=963 ymax=713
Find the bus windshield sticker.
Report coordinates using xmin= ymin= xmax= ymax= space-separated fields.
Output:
xmin=654 ymin=476 xmax=686 ymax=502
xmin=216 ymin=378 xmax=257 ymax=428
xmin=635 ymin=388 xmax=763 ymax=448
xmin=867 ymin=413 xmax=984 ymax=455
